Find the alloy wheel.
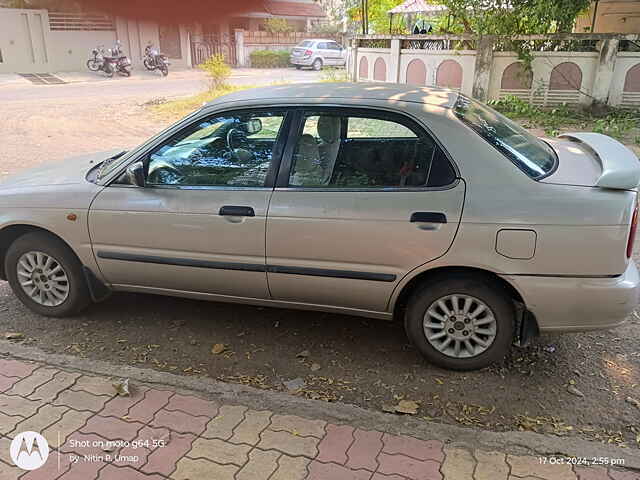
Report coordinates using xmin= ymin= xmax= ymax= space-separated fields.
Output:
xmin=16 ymin=251 xmax=70 ymax=306
xmin=422 ymin=294 xmax=497 ymax=358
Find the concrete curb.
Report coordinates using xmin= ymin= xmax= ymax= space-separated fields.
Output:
xmin=1 ymin=339 xmax=639 ymax=470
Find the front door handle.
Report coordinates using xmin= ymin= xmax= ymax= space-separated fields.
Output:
xmin=410 ymin=212 xmax=447 ymax=223
xmin=219 ymin=205 xmax=255 ymax=217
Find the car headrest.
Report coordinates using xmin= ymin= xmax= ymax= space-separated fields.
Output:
xmin=317 ymin=116 xmax=341 ymax=144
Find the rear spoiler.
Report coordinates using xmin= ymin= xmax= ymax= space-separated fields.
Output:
xmin=558 ymin=132 xmax=640 ymax=190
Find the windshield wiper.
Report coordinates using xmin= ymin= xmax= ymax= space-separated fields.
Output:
xmin=97 ymin=150 xmax=127 ymax=181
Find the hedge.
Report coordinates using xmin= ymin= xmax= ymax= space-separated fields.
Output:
xmin=250 ymin=49 xmax=290 ymax=68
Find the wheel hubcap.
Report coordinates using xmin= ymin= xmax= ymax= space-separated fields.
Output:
xmin=17 ymin=251 xmax=69 ymax=307
xmin=423 ymin=294 xmax=497 ymax=359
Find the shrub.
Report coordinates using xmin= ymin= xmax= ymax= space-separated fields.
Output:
xmin=198 ymin=53 xmax=231 ymax=89
xmin=264 ymin=18 xmax=294 ymax=33
xmin=250 ymin=49 xmax=290 ymax=68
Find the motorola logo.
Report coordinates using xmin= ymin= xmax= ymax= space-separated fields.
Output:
xmin=10 ymin=431 xmax=50 ymax=470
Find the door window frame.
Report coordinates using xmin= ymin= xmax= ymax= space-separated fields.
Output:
xmin=106 ymin=108 xmax=295 ymax=191
xmin=274 ymin=107 xmax=460 ymax=192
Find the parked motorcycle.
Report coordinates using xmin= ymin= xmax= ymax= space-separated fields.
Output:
xmin=87 ymin=41 xmax=131 ymax=77
xmin=86 ymin=45 xmax=106 ymax=73
xmin=109 ymin=40 xmax=132 ymax=77
xmin=143 ymin=43 xmax=169 ymax=76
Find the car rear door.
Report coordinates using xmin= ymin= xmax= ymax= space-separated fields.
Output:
xmin=89 ymin=108 xmax=291 ymax=299
xmin=265 ymin=108 xmax=465 ymax=313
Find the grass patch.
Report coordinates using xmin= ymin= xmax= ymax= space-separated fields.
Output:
xmin=489 ymin=95 xmax=640 ymax=147
xmin=149 ymin=84 xmax=251 ymax=121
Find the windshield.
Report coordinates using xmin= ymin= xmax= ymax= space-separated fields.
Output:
xmin=453 ymin=95 xmax=557 ymax=179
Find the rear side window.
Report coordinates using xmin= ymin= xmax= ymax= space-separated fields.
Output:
xmin=453 ymin=95 xmax=557 ymax=179
xmin=297 ymin=41 xmax=313 ymax=48
xmin=288 ymin=111 xmax=456 ymax=189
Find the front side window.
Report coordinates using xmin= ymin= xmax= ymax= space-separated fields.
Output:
xmin=453 ymin=95 xmax=557 ymax=179
xmin=288 ymin=111 xmax=456 ymax=189
xmin=147 ymin=110 xmax=285 ymax=187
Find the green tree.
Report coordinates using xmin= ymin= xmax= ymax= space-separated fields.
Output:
xmin=349 ymin=0 xmax=591 ymax=35
xmin=440 ymin=0 xmax=591 ymax=34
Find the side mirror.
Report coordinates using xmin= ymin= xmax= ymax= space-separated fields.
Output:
xmin=245 ymin=118 xmax=262 ymax=135
xmin=125 ymin=161 xmax=145 ymax=187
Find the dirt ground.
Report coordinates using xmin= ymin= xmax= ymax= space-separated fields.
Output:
xmin=1 ymin=77 xmax=639 ymax=448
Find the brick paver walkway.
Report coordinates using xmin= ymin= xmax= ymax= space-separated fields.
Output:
xmin=0 ymin=357 xmax=637 ymax=480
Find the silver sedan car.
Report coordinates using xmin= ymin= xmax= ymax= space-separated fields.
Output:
xmin=289 ymin=39 xmax=346 ymax=70
xmin=1 ymin=83 xmax=638 ymax=370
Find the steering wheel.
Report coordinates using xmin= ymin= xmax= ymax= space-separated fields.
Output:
xmin=226 ymin=128 xmax=252 ymax=161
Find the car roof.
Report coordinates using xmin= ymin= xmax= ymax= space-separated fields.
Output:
xmin=301 ymin=39 xmax=337 ymax=43
xmin=207 ymin=82 xmax=460 ymax=109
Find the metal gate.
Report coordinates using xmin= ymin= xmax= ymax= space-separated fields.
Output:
xmin=190 ymin=33 xmax=236 ymax=66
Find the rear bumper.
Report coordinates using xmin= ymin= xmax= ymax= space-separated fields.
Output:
xmin=502 ymin=261 xmax=640 ymax=332
xmin=290 ymin=56 xmax=313 ymax=66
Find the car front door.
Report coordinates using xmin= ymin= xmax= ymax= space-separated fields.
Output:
xmin=89 ymin=108 xmax=290 ymax=299
xmin=326 ymin=42 xmax=344 ymax=65
xmin=265 ymin=108 xmax=465 ymax=313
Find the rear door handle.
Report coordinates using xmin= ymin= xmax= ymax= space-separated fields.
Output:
xmin=410 ymin=212 xmax=447 ymax=223
xmin=219 ymin=205 xmax=255 ymax=217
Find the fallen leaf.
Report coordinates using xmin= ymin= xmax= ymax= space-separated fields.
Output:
xmin=211 ymin=343 xmax=226 ymax=355
xmin=310 ymin=363 xmax=321 ymax=372
xmin=113 ymin=378 xmax=130 ymax=397
xmin=434 ymin=378 xmax=444 ymax=385
xmin=296 ymin=350 xmax=310 ymax=358
xmin=395 ymin=400 xmax=420 ymax=415
xmin=382 ymin=404 xmax=396 ymax=413
xmin=567 ymin=385 xmax=584 ymax=398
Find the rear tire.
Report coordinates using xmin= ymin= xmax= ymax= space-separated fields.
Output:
xmin=5 ymin=232 xmax=91 ymax=317
xmin=312 ymin=58 xmax=323 ymax=71
xmin=404 ymin=274 xmax=514 ymax=371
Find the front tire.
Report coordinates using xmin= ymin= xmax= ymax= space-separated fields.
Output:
xmin=86 ymin=59 xmax=100 ymax=71
xmin=5 ymin=232 xmax=91 ymax=317
xmin=404 ymin=274 xmax=514 ymax=370
xmin=159 ymin=64 xmax=169 ymax=76
xmin=312 ymin=58 xmax=323 ymax=71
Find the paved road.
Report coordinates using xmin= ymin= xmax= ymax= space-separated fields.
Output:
xmin=0 ymin=67 xmax=324 ymax=102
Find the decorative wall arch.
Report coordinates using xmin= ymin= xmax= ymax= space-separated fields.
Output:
xmin=406 ymin=59 xmax=427 ymax=85
xmin=500 ymin=62 xmax=533 ymax=90
xmin=624 ymin=63 xmax=640 ymax=92
xmin=436 ymin=59 xmax=462 ymax=89
xmin=373 ymin=57 xmax=387 ymax=81
xmin=358 ymin=56 xmax=369 ymax=80
xmin=549 ymin=62 xmax=582 ymax=90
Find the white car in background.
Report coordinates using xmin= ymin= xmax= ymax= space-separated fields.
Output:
xmin=290 ymin=39 xmax=347 ymax=70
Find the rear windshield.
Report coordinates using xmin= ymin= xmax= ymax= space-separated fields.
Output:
xmin=297 ymin=41 xmax=313 ymax=48
xmin=453 ymin=96 xmax=557 ymax=179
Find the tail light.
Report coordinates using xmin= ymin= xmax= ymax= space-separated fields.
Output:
xmin=304 ymin=49 xmax=313 ymax=56
xmin=627 ymin=201 xmax=638 ymax=258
